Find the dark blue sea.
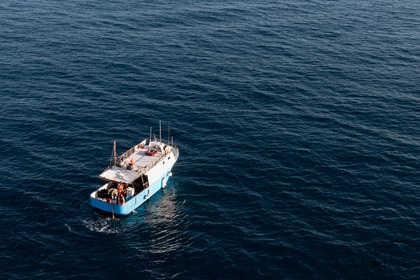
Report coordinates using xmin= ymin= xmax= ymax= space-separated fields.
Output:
xmin=1 ymin=0 xmax=419 ymax=279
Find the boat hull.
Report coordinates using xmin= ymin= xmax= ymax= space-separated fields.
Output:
xmin=90 ymin=149 xmax=177 ymax=215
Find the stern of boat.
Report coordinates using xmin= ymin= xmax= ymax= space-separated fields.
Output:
xmin=90 ymin=183 xmax=134 ymax=215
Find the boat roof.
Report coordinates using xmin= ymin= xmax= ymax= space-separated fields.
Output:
xmin=99 ymin=166 xmax=141 ymax=184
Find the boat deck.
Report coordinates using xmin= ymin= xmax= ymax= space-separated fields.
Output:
xmin=125 ymin=146 xmax=164 ymax=169
xmin=99 ymin=141 xmax=170 ymax=184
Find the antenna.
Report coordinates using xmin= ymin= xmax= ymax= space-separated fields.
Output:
xmin=168 ymin=121 xmax=170 ymax=145
xmin=149 ymin=127 xmax=152 ymax=143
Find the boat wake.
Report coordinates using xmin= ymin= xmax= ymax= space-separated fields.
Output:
xmin=82 ymin=218 xmax=123 ymax=234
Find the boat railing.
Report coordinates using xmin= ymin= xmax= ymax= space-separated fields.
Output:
xmin=136 ymin=144 xmax=178 ymax=174
xmin=118 ymin=139 xmax=147 ymax=162
xmin=99 ymin=142 xmax=177 ymax=183
xmin=102 ymin=142 xmax=177 ymax=178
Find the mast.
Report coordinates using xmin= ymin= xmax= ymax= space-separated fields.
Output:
xmin=113 ymin=140 xmax=117 ymax=166
xmin=159 ymin=120 xmax=162 ymax=143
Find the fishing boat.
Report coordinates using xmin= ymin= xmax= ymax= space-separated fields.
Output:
xmin=90 ymin=124 xmax=179 ymax=216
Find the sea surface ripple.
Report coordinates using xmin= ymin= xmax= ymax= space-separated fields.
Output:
xmin=0 ymin=0 xmax=419 ymax=279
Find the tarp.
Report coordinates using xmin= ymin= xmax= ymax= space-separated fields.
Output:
xmin=99 ymin=166 xmax=141 ymax=184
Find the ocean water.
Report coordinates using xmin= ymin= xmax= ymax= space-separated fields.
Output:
xmin=0 ymin=0 xmax=419 ymax=279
